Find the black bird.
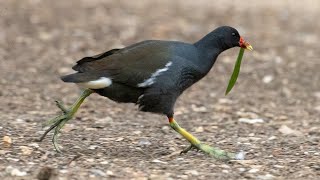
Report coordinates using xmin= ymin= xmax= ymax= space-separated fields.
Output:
xmin=40 ymin=26 xmax=252 ymax=160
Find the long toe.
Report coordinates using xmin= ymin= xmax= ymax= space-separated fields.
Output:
xmin=39 ymin=106 xmax=74 ymax=151
xmin=198 ymin=143 xmax=239 ymax=160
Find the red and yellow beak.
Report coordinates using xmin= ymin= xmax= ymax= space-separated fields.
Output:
xmin=239 ymin=37 xmax=253 ymax=51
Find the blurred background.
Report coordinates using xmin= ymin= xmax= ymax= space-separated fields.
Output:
xmin=0 ymin=0 xmax=319 ymax=179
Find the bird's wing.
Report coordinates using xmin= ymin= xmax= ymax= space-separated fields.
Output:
xmin=73 ymin=48 xmax=121 ymax=69
xmin=61 ymin=40 xmax=174 ymax=87
xmin=136 ymin=57 xmax=203 ymax=114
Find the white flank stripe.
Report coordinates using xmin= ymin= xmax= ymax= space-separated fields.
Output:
xmin=77 ymin=77 xmax=112 ymax=89
xmin=137 ymin=61 xmax=172 ymax=87
xmin=137 ymin=94 xmax=144 ymax=103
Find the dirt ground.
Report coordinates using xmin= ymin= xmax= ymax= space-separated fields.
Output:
xmin=0 ymin=0 xmax=319 ymax=179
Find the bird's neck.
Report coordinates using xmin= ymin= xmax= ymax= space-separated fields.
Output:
xmin=194 ymin=34 xmax=228 ymax=73
xmin=194 ymin=32 xmax=231 ymax=54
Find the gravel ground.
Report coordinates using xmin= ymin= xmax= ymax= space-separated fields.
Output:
xmin=0 ymin=0 xmax=319 ymax=179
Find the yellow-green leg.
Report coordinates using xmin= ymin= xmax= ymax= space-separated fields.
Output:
xmin=168 ymin=117 xmax=244 ymax=160
xmin=39 ymin=89 xmax=93 ymax=152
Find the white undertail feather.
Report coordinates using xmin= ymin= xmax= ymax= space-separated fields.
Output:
xmin=77 ymin=77 xmax=112 ymax=89
xmin=137 ymin=61 xmax=173 ymax=87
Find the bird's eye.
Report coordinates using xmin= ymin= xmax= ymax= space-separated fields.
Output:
xmin=232 ymin=32 xmax=236 ymax=36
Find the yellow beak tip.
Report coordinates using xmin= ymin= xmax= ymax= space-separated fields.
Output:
xmin=246 ymin=45 xmax=253 ymax=51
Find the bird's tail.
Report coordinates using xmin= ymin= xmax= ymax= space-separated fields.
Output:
xmin=61 ymin=73 xmax=101 ymax=83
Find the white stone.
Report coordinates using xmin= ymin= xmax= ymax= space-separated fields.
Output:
xmin=263 ymin=75 xmax=274 ymax=83
xmin=106 ymin=170 xmax=114 ymax=176
xmin=185 ymin=170 xmax=199 ymax=176
xmin=268 ymin=136 xmax=277 ymax=140
xmin=238 ymin=118 xmax=264 ymax=124
xmin=278 ymin=125 xmax=303 ymax=136
xmin=100 ymin=161 xmax=109 ymax=165
xmin=90 ymin=169 xmax=106 ymax=177
xmin=6 ymin=166 xmax=27 ymax=177
xmin=248 ymin=168 xmax=259 ymax=173
xmin=151 ymin=159 xmax=168 ymax=164
xmin=235 ymin=151 xmax=246 ymax=160
xmin=258 ymin=174 xmax=275 ymax=180
xmin=238 ymin=168 xmax=246 ymax=172
xmin=273 ymin=165 xmax=284 ymax=169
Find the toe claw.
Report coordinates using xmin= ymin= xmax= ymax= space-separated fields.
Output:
xmin=55 ymin=100 xmax=68 ymax=113
xmin=180 ymin=144 xmax=196 ymax=154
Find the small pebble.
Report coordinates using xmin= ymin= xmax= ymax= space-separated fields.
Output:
xmin=248 ymin=168 xmax=259 ymax=173
xmin=138 ymin=139 xmax=152 ymax=146
xmin=273 ymin=165 xmax=284 ymax=169
xmin=100 ymin=161 xmax=109 ymax=165
xmin=3 ymin=136 xmax=12 ymax=146
xmin=185 ymin=170 xmax=199 ymax=176
xmin=263 ymin=75 xmax=274 ymax=83
xmin=268 ymin=136 xmax=277 ymax=140
xmin=90 ymin=169 xmax=106 ymax=177
xmin=106 ymin=170 xmax=114 ymax=176
xmin=238 ymin=118 xmax=264 ymax=124
xmin=258 ymin=174 xmax=275 ymax=180
xmin=222 ymin=170 xmax=229 ymax=173
xmin=238 ymin=168 xmax=246 ymax=172
xmin=6 ymin=166 xmax=27 ymax=177
xmin=151 ymin=159 xmax=168 ymax=164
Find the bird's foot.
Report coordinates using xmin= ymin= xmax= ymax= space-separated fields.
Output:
xmin=196 ymin=143 xmax=245 ymax=160
xmin=38 ymin=89 xmax=93 ymax=152
xmin=180 ymin=143 xmax=245 ymax=160
xmin=169 ymin=117 xmax=244 ymax=160
xmin=38 ymin=101 xmax=75 ymax=152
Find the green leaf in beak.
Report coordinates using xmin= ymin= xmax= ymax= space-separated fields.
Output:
xmin=225 ymin=48 xmax=245 ymax=95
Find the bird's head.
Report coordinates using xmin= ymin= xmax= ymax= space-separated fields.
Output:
xmin=213 ymin=26 xmax=253 ymax=51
